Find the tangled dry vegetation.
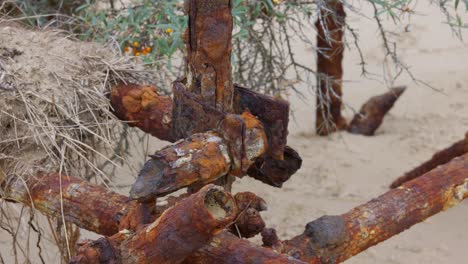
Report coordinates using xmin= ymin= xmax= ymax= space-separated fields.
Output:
xmin=0 ymin=23 xmax=170 ymax=262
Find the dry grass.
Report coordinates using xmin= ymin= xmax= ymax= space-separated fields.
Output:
xmin=0 ymin=21 xmax=172 ymax=263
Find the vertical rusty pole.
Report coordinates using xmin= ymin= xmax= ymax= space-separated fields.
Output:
xmin=315 ymin=1 xmax=347 ymax=136
xmin=185 ymin=0 xmax=236 ymax=190
xmin=186 ymin=0 xmax=234 ymax=112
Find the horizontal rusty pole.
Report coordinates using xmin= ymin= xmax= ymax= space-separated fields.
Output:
xmin=111 ymin=83 xmax=174 ymax=141
xmin=281 ymin=153 xmax=468 ymax=263
xmin=72 ymin=185 xmax=239 ymax=264
xmin=3 ymin=173 xmax=144 ymax=236
xmin=390 ymin=132 xmax=468 ymax=188
xmin=348 ymin=86 xmax=406 ymax=136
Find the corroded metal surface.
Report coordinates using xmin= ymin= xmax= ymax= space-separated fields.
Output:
xmin=110 ymin=83 xmax=174 ymax=141
xmin=72 ymin=185 xmax=239 ymax=264
xmin=348 ymin=86 xmax=406 ymax=136
xmin=172 ymin=81 xmax=225 ymax=140
xmin=70 ymin=236 xmax=124 ymax=264
xmin=219 ymin=112 xmax=268 ymax=177
xmin=73 ymin=231 xmax=304 ymax=264
xmin=6 ymin=173 xmax=132 ymax=236
xmin=118 ymin=201 xmax=155 ymax=232
xmin=282 ymin=153 xmax=468 ymax=263
xmin=234 ymin=85 xmax=290 ymax=160
xmin=247 ymin=146 xmax=302 ymax=187
xmin=6 ymin=0 xmax=468 ymax=261
xmin=261 ymin=228 xmax=285 ymax=253
xmin=230 ymin=192 xmax=267 ymax=238
xmin=10 ymin=155 xmax=468 ymax=264
xmin=315 ymin=0 xmax=347 ymax=136
xmin=5 ymin=174 xmax=299 ymax=263
xmin=130 ymin=132 xmax=232 ymax=201
xmin=111 ymin=81 xmax=300 ymax=191
xmin=186 ymin=0 xmax=234 ymax=112
xmin=131 ymin=110 xmax=269 ymax=201
xmin=115 ymin=80 xmax=301 ymax=189
xmin=390 ymin=131 xmax=468 ymax=188
xmin=172 ymin=80 xmax=299 ymax=187
xmin=121 ymin=185 xmax=238 ymax=264
xmin=184 ymin=232 xmax=305 ymax=264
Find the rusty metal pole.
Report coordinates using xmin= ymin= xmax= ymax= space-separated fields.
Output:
xmin=390 ymin=132 xmax=468 ymax=188
xmin=110 ymin=84 xmax=174 ymax=141
xmin=71 ymin=185 xmax=239 ymax=264
xmin=179 ymin=0 xmax=236 ymax=190
xmin=280 ymin=153 xmax=468 ymax=263
xmin=186 ymin=0 xmax=234 ymax=112
xmin=6 ymin=154 xmax=468 ymax=263
xmin=315 ymin=0 xmax=347 ymax=136
xmin=4 ymin=173 xmax=154 ymax=236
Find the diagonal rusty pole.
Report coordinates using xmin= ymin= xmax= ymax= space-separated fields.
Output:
xmin=71 ymin=185 xmax=239 ymax=264
xmin=390 ymin=132 xmax=468 ymax=188
xmin=273 ymin=153 xmax=468 ymax=263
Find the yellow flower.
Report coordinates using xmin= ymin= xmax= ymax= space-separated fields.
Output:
xmin=272 ymin=0 xmax=281 ymax=4
xmin=166 ymin=28 xmax=173 ymax=34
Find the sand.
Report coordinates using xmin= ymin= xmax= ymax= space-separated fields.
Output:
xmin=1 ymin=2 xmax=467 ymax=264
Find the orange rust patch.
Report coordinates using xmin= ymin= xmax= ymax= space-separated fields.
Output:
xmin=193 ymin=142 xmax=229 ymax=181
xmin=122 ymin=95 xmax=142 ymax=113
xmin=141 ymin=86 xmax=159 ymax=109
xmin=110 ymin=83 xmax=174 ymax=141
xmin=241 ymin=111 xmax=262 ymax=129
